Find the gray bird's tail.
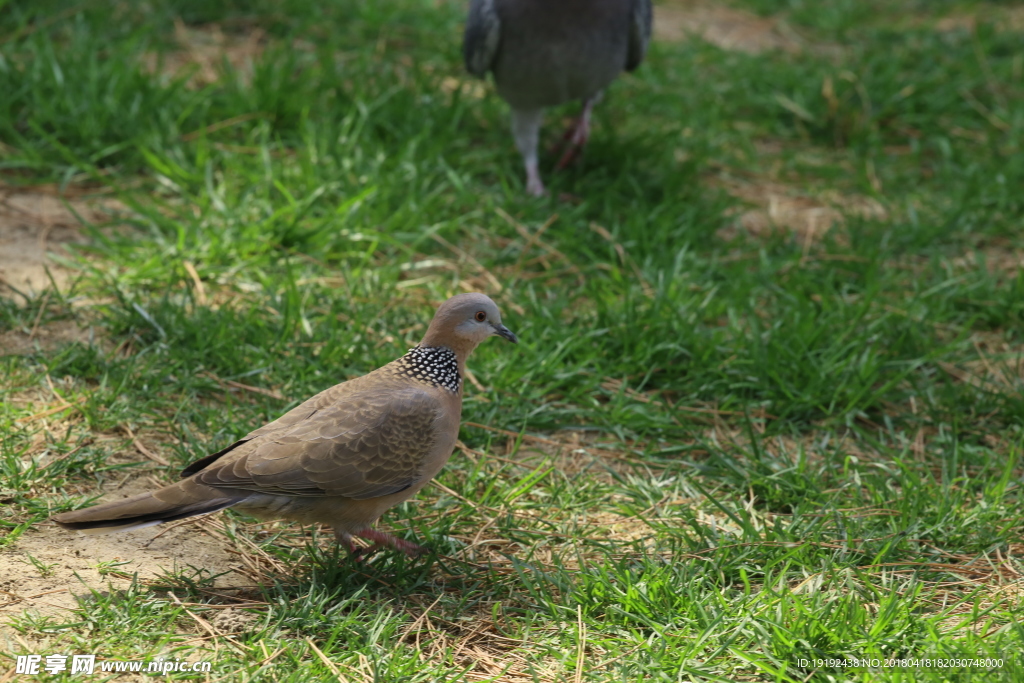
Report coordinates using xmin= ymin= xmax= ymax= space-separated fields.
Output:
xmin=51 ymin=484 xmax=243 ymax=534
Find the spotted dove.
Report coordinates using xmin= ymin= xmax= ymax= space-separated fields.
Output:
xmin=463 ymin=0 xmax=653 ymax=195
xmin=52 ymin=293 xmax=518 ymax=558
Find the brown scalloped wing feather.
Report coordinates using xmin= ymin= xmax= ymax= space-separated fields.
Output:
xmin=189 ymin=385 xmax=441 ymax=500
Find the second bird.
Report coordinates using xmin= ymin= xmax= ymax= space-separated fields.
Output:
xmin=464 ymin=0 xmax=653 ymax=196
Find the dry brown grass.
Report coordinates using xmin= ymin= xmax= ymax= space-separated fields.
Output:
xmin=939 ymin=338 xmax=1024 ymax=399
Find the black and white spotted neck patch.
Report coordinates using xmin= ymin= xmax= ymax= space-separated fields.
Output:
xmin=398 ymin=346 xmax=461 ymax=392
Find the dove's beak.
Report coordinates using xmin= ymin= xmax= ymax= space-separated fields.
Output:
xmin=492 ymin=323 xmax=518 ymax=344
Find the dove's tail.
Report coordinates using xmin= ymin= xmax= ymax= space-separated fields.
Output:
xmin=51 ymin=483 xmax=244 ymax=534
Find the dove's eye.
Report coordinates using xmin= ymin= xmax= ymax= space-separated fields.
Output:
xmin=475 ymin=311 xmax=487 ymax=322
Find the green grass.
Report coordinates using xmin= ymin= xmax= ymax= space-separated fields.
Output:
xmin=2 ymin=0 xmax=1023 ymax=680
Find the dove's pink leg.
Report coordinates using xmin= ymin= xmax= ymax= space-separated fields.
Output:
xmin=334 ymin=529 xmax=361 ymax=556
xmin=354 ymin=528 xmax=428 ymax=558
xmin=555 ymin=96 xmax=598 ymax=170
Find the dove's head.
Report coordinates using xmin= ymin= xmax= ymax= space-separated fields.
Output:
xmin=420 ymin=293 xmax=518 ymax=357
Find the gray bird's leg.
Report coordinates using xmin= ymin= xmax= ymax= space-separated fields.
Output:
xmin=556 ymin=94 xmax=601 ymax=170
xmin=511 ymin=108 xmax=546 ymax=196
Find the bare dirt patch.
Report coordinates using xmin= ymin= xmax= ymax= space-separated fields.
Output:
xmin=655 ymin=0 xmax=804 ymax=53
xmin=141 ymin=20 xmax=266 ymax=89
xmin=716 ymin=174 xmax=887 ymax=247
xmin=0 ymin=320 xmax=103 ymax=357
xmin=933 ymin=6 xmax=1024 ymax=33
xmin=950 ymin=244 xmax=1024 ymax=277
xmin=0 ymin=183 xmax=124 ymax=308
xmin=0 ymin=476 xmax=250 ymax=643
xmin=0 ymin=186 xmax=96 ymax=305
xmin=2 ymin=387 xmax=251 ymax=646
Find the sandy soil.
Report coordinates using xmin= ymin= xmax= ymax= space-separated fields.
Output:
xmin=0 ymin=186 xmax=96 ymax=305
xmin=0 ymin=473 xmax=253 ymax=647
xmin=655 ymin=0 xmax=806 ymax=53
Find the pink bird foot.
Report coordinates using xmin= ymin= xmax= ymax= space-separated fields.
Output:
xmin=555 ymin=117 xmax=591 ymax=169
xmin=554 ymin=96 xmax=598 ymax=170
xmin=349 ymin=528 xmax=429 ymax=560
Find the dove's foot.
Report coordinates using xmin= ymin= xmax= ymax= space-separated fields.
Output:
xmin=554 ymin=97 xmax=597 ymax=170
xmin=342 ymin=528 xmax=428 ymax=560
